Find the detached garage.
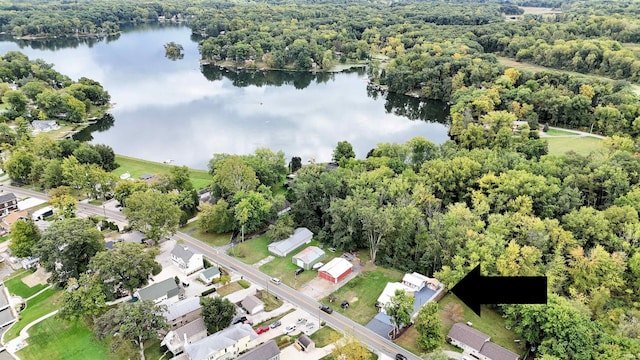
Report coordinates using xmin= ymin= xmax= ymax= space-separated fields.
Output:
xmin=318 ymin=257 xmax=353 ymax=284
xmin=292 ymin=246 xmax=326 ymax=270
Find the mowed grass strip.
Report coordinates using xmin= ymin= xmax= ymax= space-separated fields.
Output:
xmin=4 ymin=289 xmax=63 ymax=341
xmin=546 ymin=136 xmax=604 ymax=156
xmin=544 ymin=128 xmax=578 ymax=136
xmin=216 ymin=281 xmax=244 ymax=297
xmin=321 ymin=267 xmax=403 ymax=325
xmin=229 ymin=235 xmax=271 ymax=265
xmin=112 ymin=155 xmax=211 ymax=190
xmin=16 ymin=316 xmax=120 ymax=360
xmin=4 ymin=270 xmax=48 ymax=300
xmin=180 ymin=221 xmax=231 ymax=247
xmin=438 ymin=294 xmax=522 ymax=354
xmin=309 ymin=326 xmax=341 ymax=348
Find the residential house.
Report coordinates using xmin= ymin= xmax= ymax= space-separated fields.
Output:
xmin=235 ymin=340 xmax=279 ymax=360
xmin=21 ymin=257 xmax=39 ymax=269
xmin=318 ymin=257 xmax=353 ymax=284
xmin=295 ymin=335 xmax=315 ymax=352
xmin=199 ymin=267 xmax=221 ymax=284
xmin=164 ymin=297 xmax=202 ymax=329
xmin=1 ymin=210 xmax=29 ymax=230
xmin=30 ymin=120 xmax=60 ymax=133
xmin=447 ymin=323 xmax=519 ymax=360
xmin=161 ymin=317 xmax=208 ymax=356
xmin=268 ymin=227 xmax=313 ymax=257
xmin=135 ymin=278 xmax=180 ymax=303
xmin=292 ymin=246 xmax=326 ymax=270
xmin=172 ymin=244 xmax=204 ymax=275
xmin=241 ymin=295 xmax=264 ymax=315
xmin=183 ymin=323 xmax=258 ymax=360
xmin=0 ymin=193 xmax=18 ymax=217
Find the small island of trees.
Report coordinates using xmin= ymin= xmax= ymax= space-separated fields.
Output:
xmin=164 ymin=41 xmax=184 ymax=61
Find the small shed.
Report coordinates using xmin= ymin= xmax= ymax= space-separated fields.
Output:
xmin=241 ymin=295 xmax=264 ymax=315
xmin=199 ymin=267 xmax=221 ymax=284
xmin=318 ymin=257 xmax=353 ymax=284
xmin=292 ymin=246 xmax=326 ymax=270
xmin=296 ymin=334 xmax=315 ymax=352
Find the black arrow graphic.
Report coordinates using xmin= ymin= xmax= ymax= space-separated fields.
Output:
xmin=450 ymin=265 xmax=547 ymax=316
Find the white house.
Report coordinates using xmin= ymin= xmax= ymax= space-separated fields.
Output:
xmin=199 ymin=267 xmax=221 ymax=284
xmin=135 ymin=278 xmax=180 ymax=303
xmin=161 ymin=317 xmax=208 ymax=356
xmin=268 ymin=227 xmax=313 ymax=257
xmin=376 ymin=282 xmax=411 ymax=313
xmin=241 ymin=295 xmax=264 ymax=315
xmin=171 ymin=245 xmax=204 ymax=275
xmin=183 ymin=323 xmax=259 ymax=360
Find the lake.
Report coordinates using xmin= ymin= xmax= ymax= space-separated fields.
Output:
xmin=0 ymin=24 xmax=450 ymax=169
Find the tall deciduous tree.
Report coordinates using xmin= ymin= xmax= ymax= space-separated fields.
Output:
xmin=266 ymin=213 xmax=294 ymax=242
xmin=201 ymin=297 xmax=235 ymax=334
xmin=234 ymin=190 xmax=274 ymax=241
xmin=48 ymin=186 xmax=77 ymax=219
xmin=211 ymin=156 xmax=259 ymax=199
xmin=35 ymin=218 xmax=104 ymax=286
xmin=8 ymin=218 xmax=41 ymax=258
xmin=331 ymin=334 xmax=372 ymax=360
xmin=199 ymin=199 xmax=235 ymax=233
xmin=124 ymin=189 xmax=181 ymax=242
xmin=94 ymin=300 xmax=168 ymax=360
xmin=415 ymin=302 xmax=443 ymax=351
xmin=332 ymin=140 xmax=356 ymax=163
xmin=89 ymin=242 xmax=159 ymax=297
xmin=360 ymin=205 xmax=395 ymax=264
xmin=60 ymin=273 xmax=106 ymax=321
xmin=385 ymin=289 xmax=414 ymax=339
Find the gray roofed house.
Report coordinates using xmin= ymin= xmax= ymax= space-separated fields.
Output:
xmin=236 ymin=340 xmax=280 ymax=360
xmin=164 ymin=297 xmax=202 ymax=327
xmin=268 ymin=227 xmax=313 ymax=257
xmin=296 ymin=334 xmax=315 ymax=352
xmin=241 ymin=295 xmax=264 ymax=315
xmin=161 ymin=317 xmax=208 ymax=356
xmin=183 ymin=323 xmax=258 ymax=360
xmin=447 ymin=323 xmax=490 ymax=352
xmin=171 ymin=244 xmax=204 ymax=275
xmin=0 ymin=193 xmax=18 ymax=216
xmin=135 ymin=278 xmax=180 ymax=303
xmin=479 ymin=342 xmax=520 ymax=360
xmin=199 ymin=267 xmax=221 ymax=284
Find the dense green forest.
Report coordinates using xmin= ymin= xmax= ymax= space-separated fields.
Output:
xmin=1 ymin=0 xmax=640 ymax=359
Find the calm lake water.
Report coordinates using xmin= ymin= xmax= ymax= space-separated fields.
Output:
xmin=0 ymin=24 xmax=450 ymax=169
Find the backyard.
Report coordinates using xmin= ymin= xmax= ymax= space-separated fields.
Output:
xmin=216 ymin=281 xmax=245 ymax=297
xmin=4 ymin=269 xmax=48 ymax=299
xmin=111 ymin=155 xmax=211 ymax=190
xmin=321 ymin=266 xmax=404 ymax=325
xmin=4 ymin=288 xmax=63 ymax=341
xmin=309 ymin=326 xmax=341 ymax=347
xmin=545 ymin=136 xmax=604 ymax=156
xmin=228 ymin=235 xmax=271 ymax=265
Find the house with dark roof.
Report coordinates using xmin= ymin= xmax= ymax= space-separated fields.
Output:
xmin=161 ymin=317 xmax=208 ymax=356
xmin=296 ymin=334 xmax=315 ymax=352
xmin=241 ymin=295 xmax=264 ymax=315
xmin=135 ymin=278 xmax=180 ymax=303
xmin=447 ymin=323 xmax=519 ymax=360
xmin=183 ymin=323 xmax=258 ymax=360
xmin=171 ymin=244 xmax=204 ymax=275
xmin=164 ymin=297 xmax=202 ymax=329
xmin=292 ymin=246 xmax=326 ymax=270
xmin=268 ymin=227 xmax=313 ymax=257
xmin=0 ymin=193 xmax=18 ymax=217
xmin=236 ymin=340 xmax=280 ymax=360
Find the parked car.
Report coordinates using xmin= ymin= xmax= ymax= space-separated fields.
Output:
xmin=283 ymin=325 xmax=297 ymax=334
xmin=296 ymin=318 xmax=307 ymax=324
xmin=320 ymin=304 xmax=333 ymax=314
xmin=270 ymin=277 xmax=281 ymax=285
xmin=395 ymin=354 xmax=408 ymax=360
xmin=269 ymin=320 xmax=282 ymax=329
xmin=312 ymin=262 xmax=324 ymax=270
xmin=232 ymin=316 xmax=248 ymax=325
xmin=294 ymin=268 xmax=304 ymax=275
xmin=254 ymin=326 xmax=270 ymax=334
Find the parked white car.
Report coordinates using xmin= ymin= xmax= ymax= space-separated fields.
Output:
xmin=283 ymin=325 xmax=297 ymax=334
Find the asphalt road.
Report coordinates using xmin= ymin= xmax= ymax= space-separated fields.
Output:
xmin=1 ymin=183 xmax=424 ymax=360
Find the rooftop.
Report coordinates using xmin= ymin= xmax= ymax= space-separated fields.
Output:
xmin=479 ymin=341 xmax=520 ymax=360
xmin=447 ymin=323 xmax=490 ymax=352
xmin=164 ymin=297 xmax=201 ymax=321
xmin=137 ymin=278 xmax=179 ymax=301
xmin=0 ymin=193 xmax=16 ymax=204
xmin=241 ymin=295 xmax=263 ymax=311
xmin=268 ymin=227 xmax=313 ymax=256
xmin=201 ymin=267 xmax=220 ymax=279
xmin=184 ymin=323 xmax=258 ymax=360
xmin=292 ymin=246 xmax=325 ymax=263
xmin=171 ymin=244 xmax=197 ymax=263
xmin=318 ymin=257 xmax=353 ymax=278
xmin=236 ymin=340 xmax=280 ymax=360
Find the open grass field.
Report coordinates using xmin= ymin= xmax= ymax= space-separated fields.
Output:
xmin=180 ymin=221 xmax=231 ymax=247
xmin=229 ymin=235 xmax=271 ymax=265
xmin=497 ymin=56 xmax=640 ymax=96
xmin=544 ymin=128 xmax=578 ymax=136
xmin=4 ymin=270 xmax=48 ymax=299
xmin=438 ymin=294 xmax=523 ymax=354
xmin=546 ymin=136 xmax=604 ymax=156
xmin=309 ymin=326 xmax=341 ymax=348
xmin=112 ymin=155 xmax=211 ymax=190
xmin=260 ymin=292 xmax=283 ymax=312
xmin=16 ymin=317 xmax=123 ymax=360
xmin=321 ymin=266 xmax=404 ymax=325
xmin=5 ymin=288 xmax=63 ymax=341
xmin=216 ymin=281 xmax=244 ymax=297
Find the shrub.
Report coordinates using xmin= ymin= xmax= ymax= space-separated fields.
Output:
xmin=238 ymin=280 xmax=250 ymax=289
xmin=203 ymin=258 xmax=213 ymax=269
xmin=202 ymin=287 xmax=217 ymax=296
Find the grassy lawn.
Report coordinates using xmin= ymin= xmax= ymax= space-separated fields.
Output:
xmin=112 ymin=155 xmax=211 ymax=190
xmin=321 ymin=266 xmax=404 ymax=325
xmin=260 ymin=292 xmax=283 ymax=312
xmin=546 ymin=136 xmax=604 ymax=156
xmin=544 ymin=128 xmax=578 ymax=136
xmin=438 ymin=294 xmax=523 ymax=354
xmin=309 ymin=326 xmax=341 ymax=348
xmin=180 ymin=221 xmax=231 ymax=247
xmin=0 ymin=234 xmax=9 ymax=243
xmin=259 ymin=240 xmax=328 ymax=288
xmin=395 ymin=326 xmax=422 ymax=355
xmin=16 ymin=316 xmax=122 ymax=360
xmin=143 ymin=339 xmax=165 ymax=360
xmin=4 ymin=270 xmax=48 ymax=299
xmin=5 ymin=289 xmax=63 ymax=341
xmin=216 ymin=281 xmax=244 ymax=297
xmin=228 ymin=235 xmax=271 ymax=264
